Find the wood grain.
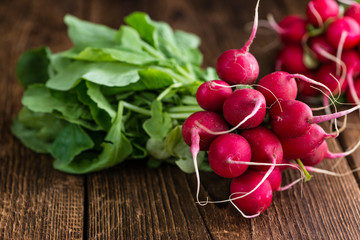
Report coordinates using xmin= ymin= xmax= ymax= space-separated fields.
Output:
xmin=1 ymin=0 xmax=360 ymax=239
xmin=0 ymin=0 xmax=84 ymax=239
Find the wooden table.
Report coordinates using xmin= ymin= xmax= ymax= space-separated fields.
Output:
xmin=1 ymin=0 xmax=360 ymax=239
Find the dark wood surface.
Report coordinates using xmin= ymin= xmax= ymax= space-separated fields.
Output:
xmin=1 ymin=0 xmax=360 ymax=239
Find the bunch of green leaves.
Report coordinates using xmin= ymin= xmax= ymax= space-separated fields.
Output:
xmin=12 ymin=12 xmax=217 ymax=174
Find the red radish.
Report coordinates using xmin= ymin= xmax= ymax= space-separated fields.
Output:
xmin=260 ymin=168 xmax=282 ymax=191
xmin=230 ymin=169 xmax=273 ymax=216
xmin=341 ymin=50 xmax=360 ymax=103
xmin=301 ymin=141 xmax=329 ymax=166
xmin=268 ymin=14 xmax=307 ymax=44
xmin=306 ymin=0 xmax=339 ymax=27
xmin=296 ymin=71 xmax=320 ymax=97
xmin=308 ymin=35 xmax=336 ymax=62
xmin=182 ymin=111 xmax=228 ymax=151
xmin=280 ymin=124 xmax=336 ymax=160
xmin=317 ymin=62 xmax=347 ymax=95
xmin=257 ymin=71 xmax=297 ymax=107
xmin=345 ymin=3 xmax=360 ymax=25
xmin=216 ymin=0 xmax=260 ymax=85
xmin=223 ymin=88 xmax=266 ymax=129
xmin=300 ymin=140 xmax=360 ymax=166
xmin=208 ymin=133 xmax=251 ymax=178
xmin=326 ymin=16 xmax=360 ymax=50
xmin=276 ymin=44 xmax=310 ymax=73
xmin=241 ymin=126 xmax=283 ymax=171
xmin=342 ymin=50 xmax=360 ymax=74
xmin=270 ymin=99 xmax=360 ymax=139
xmin=181 ymin=111 xmax=228 ymax=205
xmin=196 ymin=80 xmax=232 ymax=112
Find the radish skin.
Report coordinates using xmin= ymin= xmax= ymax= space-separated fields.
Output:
xmin=208 ymin=133 xmax=251 ymax=178
xmin=196 ymin=80 xmax=232 ymax=112
xmin=223 ymin=88 xmax=266 ymax=129
xmin=230 ymin=169 xmax=273 ymax=215
xmin=216 ymin=0 xmax=260 ymax=85
xmin=241 ymin=126 xmax=283 ymax=171
xmin=281 ymin=124 xmax=336 ymax=160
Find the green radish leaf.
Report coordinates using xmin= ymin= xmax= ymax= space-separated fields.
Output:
xmin=73 ymin=47 xmax=157 ymax=65
xmin=11 ymin=108 xmax=66 ymax=153
xmin=11 ymin=117 xmax=53 ymax=153
xmin=49 ymin=124 xmax=94 ymax=164
xmin=53 ymin=101 xmax=133 ymax=174
xmin=22 ymin=84 xmax=99 ymax=130
xmin=46 ymin=61 xmax=141 ymax=90
xmin=16 ymin=47 xmax=51 ymax=89
xmin=86 ymin=81 xmax=116 ymax=119
xmin=114 ymin=25 xmax=143 ymax=51
xmin=164 ymin=125 xmax=182 ymax=156
xmin=125 ymin=12 xmax=157 ymax=47
xmin=64 ymin=14 xmax=118 ymax=48
xmin=75 ymin=82 xmax=112 ymax=131
xmin=102 ymin=68 xmax=174 ymax=95
xmin=174 ymin=140 xmax=205 ymax=174
xmin=174 ymin=30 xmax=201 ymax=49
xmin=143 ymin=100 xmax=172 ymax=140
xmin=146 ymin=138 xmax=171 ymax=160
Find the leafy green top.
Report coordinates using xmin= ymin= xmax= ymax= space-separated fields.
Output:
xmin=12 ymin=12 xmax=216 ymax=174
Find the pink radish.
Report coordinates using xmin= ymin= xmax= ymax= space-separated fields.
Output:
xmin=276 ymin=44 xmax=310 ymax=73
xmin=208 ymin=133 xmax=251 ymax=178
xmin=308 ymin=35 xmax=336 ymax=62
xmin=241 ymin=126 xmax=283 ymax=171
xmin=326 ymin=16 xmax=360 ymax=50
xmin=257 ymin=71 xmax=297 ymax=107
xmin=182 ymin=111 xmax=228 ymax=205
xmin=216 ymin=0 xmax=260 ymax=85
xmin=316 ymin=62 xmax=348 ymax=95
xmin=341 ymin=50 xmax=360 ymax=104
xmin=306 ymin=0 xmax=339 ymax=27
xmin=230 ymin=169 xmax=273 ymax=216
xmin=296 ymin=71 xmax=320 ymax=97
xmin=345 ymin=3 xmax=360 ymax=25
xmin=301 ymin=140 xmax=360 ymax=166
xmin=222 ymin=88 xmax=266 ymax=129
xmin=268 ymin=14 xmax=307 ymax=44
xmin=181 ymin=111 xmax=228 ymax=151
xmin=281 ymin=124 xmax=336 ymax=160
xmin=260 ymin=168 xmax=282 ymax=191
xmin=342 ymin=50 xmax=360 ymax=74
xmin=270 ymin=99 xmax=360 ymax=139
xmin=196 ymin=80 xmax=232 ymax=112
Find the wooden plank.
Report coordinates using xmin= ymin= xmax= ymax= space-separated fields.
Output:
xmin=87 ymin=162 xmax=213 ymax=239
xmin=0 ymin=0 xmax=85 ymax=239
xmin=338 ymin=112 xmax=360 ymax=181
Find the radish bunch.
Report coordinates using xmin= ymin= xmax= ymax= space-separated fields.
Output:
xmin=181 ymin=0 xmax=360 ymax=218
xmin=271 ymin=0 xmax=360 ymax=104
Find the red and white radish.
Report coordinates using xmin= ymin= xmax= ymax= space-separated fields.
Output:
xmin=223 ymin=88 xmax=266 ymax=129
xmin=270 ymin=99 xmax=360 ymax=139
xmin=257 ymin=71 xmax=297 ymax=106
xmin=326 ymin=16 xmax=360 ymax=50
xmin=208 ymin=133 xmax=251 ymax=178
xmin=230 ymin=169 xmax=273 ymax=216
xmin=306 ymin=0 xmax=339 ymax=27
xmin=196 ymin=80 xmax=232 ymax=112
xmin=241 ymin=126 xmax=283 ymax=171
xmin=280 ymin=124 xmax=336 ymax=160
xmin=216 ymin=0 xmax=260 ymax=85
